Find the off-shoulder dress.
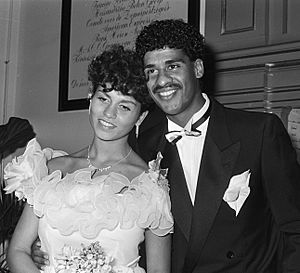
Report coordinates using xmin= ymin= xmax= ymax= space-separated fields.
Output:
xmin=4 ymin=139 xmax=173 ymax=273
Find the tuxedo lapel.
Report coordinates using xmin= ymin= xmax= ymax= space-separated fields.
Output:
xmin=183 ymin=99 xmax=241 ymax=272
xmin=151 ymin=118 xmax=193 ymax=241
xmin=163 ymin=141 xmax=193 ymax=241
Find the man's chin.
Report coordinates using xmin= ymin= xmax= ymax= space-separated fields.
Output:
xmin=159 ymin=106 xmax=181 ymax=116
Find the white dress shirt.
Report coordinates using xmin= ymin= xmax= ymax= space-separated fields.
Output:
xmin=167 ymin=94 xmax=210 ymax=204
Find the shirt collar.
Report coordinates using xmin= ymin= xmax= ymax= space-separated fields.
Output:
xmin=168 ymin=93 xmax=210 ymax=131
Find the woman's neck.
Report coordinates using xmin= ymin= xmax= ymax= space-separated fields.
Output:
xmin=88 ymin=138 xmax=132 ymax=163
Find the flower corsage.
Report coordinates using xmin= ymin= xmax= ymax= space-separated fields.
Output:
xmin=148 ymin=152 xmax=169 ymax=191
xmin=55 ymin=241 xmax=114 ymax=273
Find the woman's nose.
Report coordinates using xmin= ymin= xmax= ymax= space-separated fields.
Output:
xmin=103 ymin=104 xmax=117 ymax=119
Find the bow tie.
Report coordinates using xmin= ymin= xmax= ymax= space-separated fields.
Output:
xmin=165 ymin=129 xmax=201 ymax=143
xmin=165 ymin=103 xmax=211 ymax=145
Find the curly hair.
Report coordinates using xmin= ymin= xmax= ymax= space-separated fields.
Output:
xmin=88 ymin=45 xmax=153 ymax=112
xmin=135 ymin=19 xmax=205 ymax=62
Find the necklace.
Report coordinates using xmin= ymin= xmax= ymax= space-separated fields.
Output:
xmin=87 ymin=146 xmax=132 ymax=173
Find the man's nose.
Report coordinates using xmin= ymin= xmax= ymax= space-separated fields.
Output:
xmin=156 ymin=69 xmax=172 ymax=87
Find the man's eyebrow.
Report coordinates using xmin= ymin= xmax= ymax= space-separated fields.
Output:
xmin=144 ymin=58 xmax=186 ymax=69
xmin=144 ymin=64 xmax=155 ymax=69
xmin=165 ymin=58 xmax=186 ymax=64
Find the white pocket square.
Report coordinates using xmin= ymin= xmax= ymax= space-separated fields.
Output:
xmin=223 ymin=170 xmax=251 ymax=216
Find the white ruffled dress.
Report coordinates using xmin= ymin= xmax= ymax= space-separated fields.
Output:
xmin=4 ymin=139 xmax=173 ymax=273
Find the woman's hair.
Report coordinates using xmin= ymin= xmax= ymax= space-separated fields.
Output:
xmin=135 ymin=19 xmax=205 ymax=62
xmin=88 ymin=45 xmax=153 ymax=112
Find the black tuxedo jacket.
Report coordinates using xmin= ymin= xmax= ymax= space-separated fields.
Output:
xmin=130 ymin=98 xmax=300 ymax=273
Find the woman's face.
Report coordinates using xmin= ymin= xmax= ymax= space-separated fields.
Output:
xmin=89 ymin=88 xmax=143 ymax=141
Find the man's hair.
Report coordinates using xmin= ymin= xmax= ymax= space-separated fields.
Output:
xmin=88 ymin=45 xmax=153 ymax=112
xmin=135 ymin=19 xmax=205 ymax=61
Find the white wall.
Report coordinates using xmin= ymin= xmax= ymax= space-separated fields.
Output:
xmin=0 ymin=0 xmax=9 ymax=122
xmin=0 ymin=0 xmax=19 ymax=125
xmin=12 ymin=0 xmax=92 ymax=153
xmin=1 ymin=0 xmax=204 ymax=154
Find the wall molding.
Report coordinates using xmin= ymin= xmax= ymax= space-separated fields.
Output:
xmin=0 ymin=0 xmax=20 ymax=124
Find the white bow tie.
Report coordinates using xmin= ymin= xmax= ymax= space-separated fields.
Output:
xmin=165 ymin=129 xmax=201 ymax=144
xmin=165 ymin=104 xmax=211 ymax=144
xmin=165 ymin=102 xmax=211 ymax=145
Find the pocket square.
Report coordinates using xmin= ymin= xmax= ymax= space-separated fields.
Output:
xmin=223 ymin=170 xmax=251 ymax=216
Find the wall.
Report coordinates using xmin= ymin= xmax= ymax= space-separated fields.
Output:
xmin=13 ymin=0 xmax=92 ymax=153
xmin=204 ymin=0 xmax=300 ymax=113
xmin=0 ymin=0 xmax=19 ymax=125
xmin=1 ymin=0 xmax=204 ymax=154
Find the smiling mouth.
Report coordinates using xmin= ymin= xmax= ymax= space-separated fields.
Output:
xmin=98 ymin=119 xmax=116 ymax=128
xmin=157 ymin=89 xmax=177 ymax=100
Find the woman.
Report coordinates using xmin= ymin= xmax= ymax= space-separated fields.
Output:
xmin=4 ymin=45 xmax=173 ymax=273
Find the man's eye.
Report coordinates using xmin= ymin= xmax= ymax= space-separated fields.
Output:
xmin=168 ymin=64 xmax=179 ymax=70
xmin=145 ymin=69 xmax=156 ymax=76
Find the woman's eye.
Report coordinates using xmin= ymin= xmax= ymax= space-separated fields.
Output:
xmin=119 ymin=105 xmax=131 ymax=111
xmin=98 ymin=96 xmax=108 ymax=102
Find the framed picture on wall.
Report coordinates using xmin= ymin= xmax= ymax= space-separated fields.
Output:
xmin=58 ymin=0 xmax=200 ymax=111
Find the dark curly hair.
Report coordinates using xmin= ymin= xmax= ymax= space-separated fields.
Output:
xmin=88 ymin=45 xmax=153 ymax=112
xmin=135 ymin=19 xmax=205 ymax=62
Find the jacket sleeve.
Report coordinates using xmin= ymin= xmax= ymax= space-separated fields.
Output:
xmin=261 ymin=114 xmax=300 ymax=272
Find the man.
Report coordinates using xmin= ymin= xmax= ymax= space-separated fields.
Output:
xmin=32 ymin=19 xmax=300 ymax=272
xmin=134 ymin=19 xmax=300 ymax=272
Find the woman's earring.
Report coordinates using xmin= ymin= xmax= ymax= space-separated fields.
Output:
xmin=135 ymin=124 xmax=140 ymax=139
xmin=135 ymin=111 xmax=148 ymax=139
xmin=87 ymin=93 xmax=92 ymax=114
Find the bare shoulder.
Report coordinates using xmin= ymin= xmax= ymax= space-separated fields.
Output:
xmin=47 ymin=147 xmax=88 ymax=175
xmin=130 ymin=150 xmax=148 ymax=171
xmin=47 ymin=156 xmax=73 ymax=174
xmin=121 ymin=150 xmax=148 ymax=181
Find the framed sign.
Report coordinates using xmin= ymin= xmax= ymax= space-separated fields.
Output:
xmin=58 ymin=0 xmax=200 ymax=111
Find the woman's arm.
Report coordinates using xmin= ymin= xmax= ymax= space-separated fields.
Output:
xmin=7 ymin=203 xmax=41 ymax=273
xmin=145 ymin=230 xmax=171 ymax=273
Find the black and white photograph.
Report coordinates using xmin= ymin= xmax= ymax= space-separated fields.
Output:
xmin=1 ymin=1 xmax=300 ymax=272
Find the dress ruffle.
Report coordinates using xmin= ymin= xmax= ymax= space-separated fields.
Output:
xmin=4 ymin=138 xmax=67 ymax=205
xmin=4 ymin=139 xmax=173 ymax=238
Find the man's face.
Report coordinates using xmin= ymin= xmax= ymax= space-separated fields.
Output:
xmin=143 ymin=47 xmax=204 ymax=125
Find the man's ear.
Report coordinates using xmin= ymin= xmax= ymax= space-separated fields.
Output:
xmin=194 ymin=59 xmax=204 ymax=78
xmin=136 ymin=110 xmax=149 ymax=126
